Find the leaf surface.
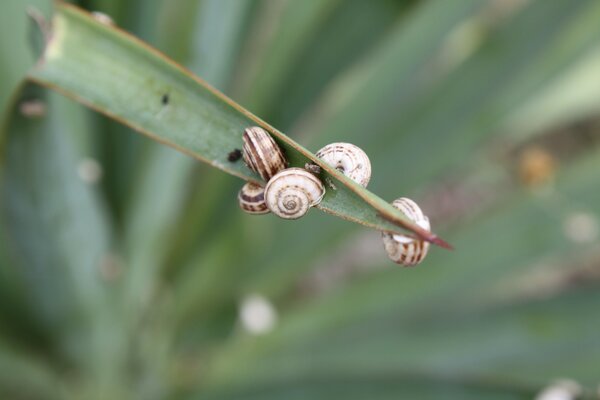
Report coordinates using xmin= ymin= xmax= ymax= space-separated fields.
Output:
xmin=28 ymin=3 xmax=450 ymax=245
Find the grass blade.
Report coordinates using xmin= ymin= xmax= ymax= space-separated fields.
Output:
xmin=27 ymin=2 xmax=449 ymax=245
xmin=1 ymin=84 xmax=129 ymax=395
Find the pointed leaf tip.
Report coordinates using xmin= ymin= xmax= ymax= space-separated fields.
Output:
xmin=430 ymin=235 xmax=454 ymax=250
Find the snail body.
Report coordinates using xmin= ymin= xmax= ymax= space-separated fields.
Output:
xmin=238 ymin=182 xmax=269 ymax=214
xmin=264 ymin=168 xmax=325 ymax=220
xmin=242 ymin=127 xmax=288 ymax=181
xmin=382 ymin=197 xmax=430 ymax=266
xmin=315 ymin=142 xmax=371 ymax=187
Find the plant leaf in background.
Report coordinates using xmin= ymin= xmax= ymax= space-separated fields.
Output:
xmin=2 ymin=83 xmax=128 ymax=396
xmin=2 ymin=0 xmax=600 ymax=399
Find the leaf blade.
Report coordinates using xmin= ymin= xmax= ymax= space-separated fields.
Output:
xmin=28 ymin=3 xmax=449 ymax=244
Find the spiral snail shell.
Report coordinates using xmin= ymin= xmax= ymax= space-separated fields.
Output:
xmin=264 ymin=168 xmax=325 ymax=220
xmin=242 ymin=126 xmax=288 ymax=181
xmin=238 ymin=182 xmax=269 ymax=215
xmin=315 ymin=142 xmax=371 ymax=187
xmin=381 ymin=197 xmax=430 ymax=266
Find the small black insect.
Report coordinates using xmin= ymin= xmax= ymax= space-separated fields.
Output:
xmin=161 ymin=93 xmax=169 ymax=105
xmin=228 ymin=148 xmax=242 ymax=162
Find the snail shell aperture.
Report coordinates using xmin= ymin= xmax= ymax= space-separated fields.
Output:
xmin=381 ymin=197 xmax=430 ymax=266
xmin=242 ymin=126 xmax=288 ymax=181
xmin=264 ymin=168 xmax=325 ymax=220
xmin=315 ymin=142 xmax=371 ymax=187
xmin=238 ymin=182 xmax=269 ymax=215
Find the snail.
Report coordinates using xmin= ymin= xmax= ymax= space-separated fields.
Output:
xmin=315 ymin=142 xmax=371 ymax=187
xmin=92 ymin=11 xmax=115 ymax=26
xmin=381 ymin=197 xmax=430 ymax=266
xmin=242 ymin=126 xmax=288 ymax=181
xmin=264 ymin=168 xmax=325 ymax=219
xmin=238 ymin=182 xmax=269 ymax=215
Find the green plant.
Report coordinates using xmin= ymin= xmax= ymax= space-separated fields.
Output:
xmin=2 ymin=0 xmax=600 ymax=399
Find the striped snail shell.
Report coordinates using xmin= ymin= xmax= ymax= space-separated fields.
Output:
xmin=382 ymin=197 xmax=430 ymax=266
xmin=264 ymin=168 xmax=325 ymax=220
xmin=242 ymin=126 xmax=288 ymax=181
xmin=315 ymin=142 xmax=371 ymax=187
xmin=238 ymin=182 xmax=269 ymax=215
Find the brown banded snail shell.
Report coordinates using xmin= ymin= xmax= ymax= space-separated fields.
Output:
xmin=238 ymin=182 xmax=269 ymax=215
xmin=242 ymin=126 xmax=288 ymax=181
xmin=264 ymin=168 xmax=325 ymax=220
xmin=382 ymin=197 xmax=430 ymax=266
xmin=315 ymin=142 xmax=371 ymax=187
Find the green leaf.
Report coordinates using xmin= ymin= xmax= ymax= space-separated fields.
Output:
xmin=312 ymin=0 xmax=600 ymax=196
xmin=122 ymin=0 xmax=254 ymax=316
xmin=240 ymin=285 xmax=600 ymax=391
xmin=0 ymin=0 xmax=52 ymax=114
xmin=240 ymin=0 xmax=420 ymax=129
xmin=204 ymin=0 xmax=486 ymax=302
xmin=235 ymin=0 xmax=342 ymax=114
xmin=0 ymin=340 xmax=62 ymax=400
xmin=197 ymin=374 xmax=532 ymax=400
xmin=198 ymin=144 xmax=600 ymax=388
xmin=237 ymin=0 xmax=600 ymax=301
xmin=0 ymin=84 xmax=128 ymax=395
xmin=27 ymin=3 xmax=449 ymax=246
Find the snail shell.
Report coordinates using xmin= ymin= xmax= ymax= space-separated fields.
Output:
xmin=315 ymin=142 xmax=371 ymax=187
xmin=382 ymin=197 xmax=430 ymax=266
xmin=264 ymin=168 xmax=325 ymax=220
xmin=238 ymin=182 xmax=269 ymax=215
xmin=242 ymin=126 xmax=288 ymax=181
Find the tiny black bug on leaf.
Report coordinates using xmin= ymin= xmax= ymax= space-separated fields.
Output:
xmin=228 ymin=148 xmax=242 ymax=162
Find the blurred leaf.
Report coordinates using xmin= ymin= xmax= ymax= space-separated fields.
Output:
xmin=0 ymin=0 xmax=52 ymax=114
xmin=80 ymin=0 xmax=160 ymax=223
xmin=189 ymin=0 xmax=255 ymax=91
xmin=0 ymin=84 xmax=127 ymax=396
xmin=503 ymin=44 xmax=600 ymax=140
xmin=311 ymin=0 xmax=600 ymax=196
xmin=241 ymin=0 xmax=419 ymax=129
xmin=231 ymin=284 xmax=600 ymax=392
xmin=201 ymin=146 xmax=600 ymax=390
xmin=236 ymin=0 xmax=342 ymax=114
xmin=197 ymin=374 xmax=532 ymax=400
xmin=216 ymin=0 xmax=486 ymax=304
xmin=0 ymin=340 xmax=62 ymax=400
xmin=238 ymin=0 xmax=600 ymax=302
xmin=122 ymin=0 xmax=254 ymax=315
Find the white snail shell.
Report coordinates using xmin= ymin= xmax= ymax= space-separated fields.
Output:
xmin=242 ymin=126 xmax=288 ymax=181
xmin=238 ymin=182 xmax=269 ymax=215
xmin=382 ymin=197 xmax=430 ymax=266
xmin=92 ymin=11 xmax=115 ymax=26
xmin=315 ymin=142 xmax=371 ymax=187
xmin=264 ymin=168 xmax=325 ymax=220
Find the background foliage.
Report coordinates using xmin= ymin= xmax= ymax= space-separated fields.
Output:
xmin=2 ymin=0 xmax=600 ymax=399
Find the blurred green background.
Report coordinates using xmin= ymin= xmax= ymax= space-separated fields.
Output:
xmin=2 ymin=0 xmax=600 ymax=399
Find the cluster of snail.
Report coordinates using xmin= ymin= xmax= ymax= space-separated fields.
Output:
xmin=237 ymin=126 xmax=430 ymax=266
xmin=238 ymin=126 xmax=324 ymax=219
